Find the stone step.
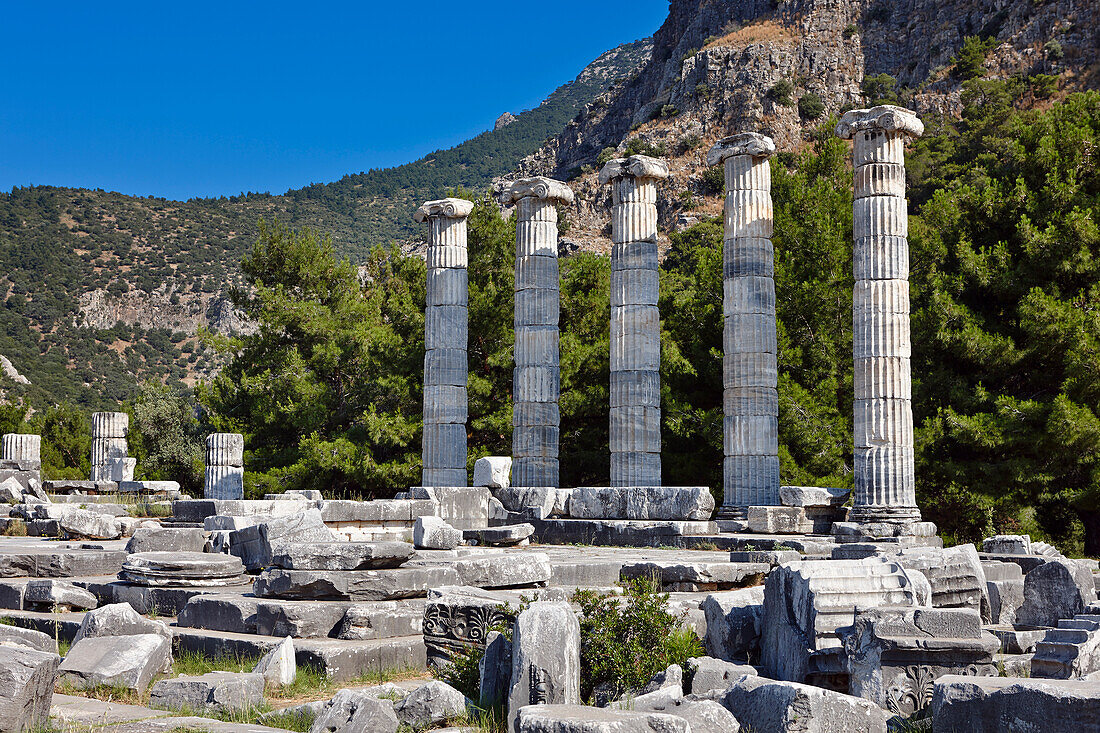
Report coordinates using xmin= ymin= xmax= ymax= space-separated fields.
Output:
xmin=1058 ymin=618 xmax=1100 ymax=632
xmin=1042 ymin=628 xmax=1091 ymax=644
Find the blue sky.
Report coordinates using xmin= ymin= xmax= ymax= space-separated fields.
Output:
xmin=1 ymin=1 xmax=668 ymax=201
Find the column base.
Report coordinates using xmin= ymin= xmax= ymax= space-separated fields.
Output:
xmin=847 ymin=505 xmax=923 ymax=525
xmin=715 ymin=505 xmax=747 ymax=521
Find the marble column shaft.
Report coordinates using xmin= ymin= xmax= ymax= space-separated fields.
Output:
xmin=599 ymin=155 xmax=669 ymax=487
xmin=205 ymin=432 xmax=244 ymax=500
xmin=506 ymin=178 xmax=574 ymax=488
xmin=838 ymin=106 xmax=924 ymax=524
xmin=708 ymin=134 xmax=780 ymax=518
xmin=416 ymin=198 xmax=474 ymax=488
xmin=90 ymin=412 xmax=127 ymax=482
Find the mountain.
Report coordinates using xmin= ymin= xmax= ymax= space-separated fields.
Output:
xmin=0 ymin=39 xmax=652 ymax=407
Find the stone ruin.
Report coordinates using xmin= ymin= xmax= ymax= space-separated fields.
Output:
xmin=0 ymin=105 xmax=1098 ymax=732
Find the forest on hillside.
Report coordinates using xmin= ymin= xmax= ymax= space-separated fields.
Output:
xmin=6 ymin=80 xmax=1097 ymax=555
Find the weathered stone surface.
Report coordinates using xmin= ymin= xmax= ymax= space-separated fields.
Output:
xmin=0 ymin=623 xmax=56 ymax=654
xmin=24 ymin=579 xmax=97 ymax=611
xmin=779 ymin=485 xmax=850 ymax=507
xmin=254 ymin=636 xmax=296 ymax=686
xmin=0 ymin=644 xmax=59 ymax=732
xmin=454 ymin=553 xmax=551 ymax=588
xmin=393 ymin=680 xmax=465 ymax=729
xmin=177 ymin=595 xmax=260 ymax=634
xmin=1031 ymin=614 xmax=1100 ymax=679
xmin=73 ymin=602 xmax=172 ymax=649
xmin=719 ymin=674 xmax=887 ymax=733
xmin=423 ymin=585 xmax=520 ymax=664
xmin=629 ymin=695 xmax=738 ymax=733
xmin=414 ymin=516 xmax=463 ymax=550
xmin=58 ymin=633 xmax=171 ymax=692
xmin=479 ymin=630 xmax=513 ymax=709
xmin=125 ymin=527 xmax=207 ymax=554
xmin=466 ymin=523 xmax=535 ymax=547
xmin=149 ymin=671 xmax=264 ymax=714
xmin=1016 ymin=558 xmax=1098 ymax=627
xmin=517 ymin=705 xmax=689 ymax=733
xmin=473 ymin=457 xmax=512 ymax=488
xmin=745 ymin=505 xmax=812 ymax=534
xmin=702 ymin=587 xmax=764 ymax=662
xmin=119 ymin=551 xmax=246 ymax=587
xmin=254 ymin=566 xmax=460 ymax=601
xmin=493 ymin=486 xmax=570 ymax=518
xmin=761 ymin=558 xmax=924 ymax=683
xmin=59 ymin=508 xmax=121 ymax=540
xmin=231 ymin=508 xmax=337 ymax=570
xmin=271 ymin=542 xmax=414 ymax=571
xmin=896 ymin=544 xmax=991 ymax=621
xmin=0 ymin=476 xmax=23 ymax=503
xmin=254 ymin=600 xmax=349 ymax=638
xmin=310 ymin=688 xmax=399 ymax=733
xmin=204 ymin=464 xmax=245 ymax=500
xmin=509 ymin=601 xmax=581 ymax=732
xmin=931 ymin=675 xmax=1100 ymax=732
xmin=570 ymin=487 xmax=712 ymax=521
xmin=206 ymin=433 xmax=245 ymax=467
xmin=620 ymin=561 xmax=766 ymax=592
xmin=983 ymin=534 xmax=1031 ymax=555
xmin=688 ymin=656 xmax=759 ymax=694
xmin=334 ymin=601 xmax=425 ymax=641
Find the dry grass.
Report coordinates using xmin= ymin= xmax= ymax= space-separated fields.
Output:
xmin=705 ymin=20 xmax=798 ymax=48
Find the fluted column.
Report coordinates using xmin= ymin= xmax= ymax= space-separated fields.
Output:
xmin=90 ymin=412 xmax=127 ymax=481
xmin=505 ymin=178 xmax=573 ymax=488
xmin=416 ymin=198 xmax=474 ymax=488
xmin=1 ymin=434 xmax=40 ymax=467
xmin=599 ymin=155 xmax=669 ymax=487
xmin=838 ymin=105 xmax=924 ymax=525
xmin=205 ymin=433 xmax=244 ymax=499
xmin=708 ymin=134 xmax=780 ymax=519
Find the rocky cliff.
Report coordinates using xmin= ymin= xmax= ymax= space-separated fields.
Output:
xmin=505 ymin=0 xmax=1099 ymax=251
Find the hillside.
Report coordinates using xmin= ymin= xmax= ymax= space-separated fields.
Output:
xmin=0 ymin=39 xmax=651 ymax=408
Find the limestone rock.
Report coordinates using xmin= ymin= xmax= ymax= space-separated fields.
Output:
xmin=639 ymin=663 xmax=682 ymax=695
xmin=1031 ymin=615 xmax=1100 ymax=680
xmin=982 ymin=534 xmax=1031 ymax=555
xmin=414 ymin=515 xmax=463 ymax=550
xmin=231 ymin=508 xmax=337 ymax=570
xmin=309 ymin=688 xmax=399 ymax=733
xmin=517 ymin=705 xmax=689 ymax=733
xmin=569 ymin=486 xmax=713 ymax=521
xmin=509 ymin=601 xmax=582 ymax=732
xmin=0 ymin=477 xmax=22 ymax=503
xmin=466 ymin=523 xmax=535 ymax=547
xmin=271 ymin=541 xmax=414 ymax=571
xmin=0 ymin=644 xmax=59 ymax=732
xmin=779 ymin=486 xmax=850 ymax=507
xmin=630 ymin=696 xmax=738 ymax=733
xmin=58 ymin=633 xmax=171 ymax=692
xmin=149 ymin=671 xmax=265 ymax=714
xmin=59 ymin=508 xmax=121 ymax=540
xmin=720 ymin=674 xmax=887 ymax=733
xmin=479 ymin=630 xmax=513 ymax=709
xmin=0 ymin=624 xmax=56 ymax=654
xmin=745 ymin=506 xmax=811 ymax=534
xmin=473 ymin=457 xmax=512 ymax=488
xmin=23 ymin=579 xmax=97 ymax=611
xmin=253 ymin=636 xmax=296 ymax=687
xmin=688 ymin=656 xmax=759 ymax=695
xmin=255 ymin=566 xmax=459 ymax=601
xmin=393 ymin=680 xmax=466 ymax=729
xmin=931 ymin=675 xmax=1100 ymax=732
xmin=454 ymin=553 xmax=551 ymax=588
xmin=72 ymin=602 xmax=172 ymax=661
xmin=607 ymin=685 xmax=682 ymax=710
xmin=1016 ymin=559 xmax=1098 ymax=627
xmin=125 ymin=527 xmax=207 ymax=554
xmin=896 ymin=544 xmax=991 ymax=621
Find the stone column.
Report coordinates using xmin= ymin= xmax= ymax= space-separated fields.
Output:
xmin=838 ymin=105 xmax=924 ymax=525
xmin=708 ymin=133 xmax=780 ymax=519
xmin=1 ymin=434 xmax=40 ymax=468
xmin=599 ymin=155 xmax=669 ymax=487
xmin=205 ymin=433 xmax=244 ymax=499
xmin=415 ymin=198 xmax=474 ymax=488
xmin=90 ymin=412 xmax=127 ymax=482
xmin=505 ymin=178 xmax=573 ymax=489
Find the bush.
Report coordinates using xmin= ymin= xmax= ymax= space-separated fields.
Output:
xmin=700 ymin=165 xmax=726 ymax=196
xmin=596 ymin=147 xmax=618 ymax=168
xmin=624 ymin=138 xmax=667 ymax=158
xmin=1045 ymin=40 xmax=1064 ymax=60
xmin=439 ymin=645 xmax=482 ymax=701
xmin=694 ymin=82 xmax=711 ymax=102
xmin=952 ymin=35 xmax=997 ymax=80
xmin=798 ymin=93 xmax=826 ymax=120
xmin=572 ymin=577 xmax=703 ymax=701
xmin=843 ymin=24 xmax=859 ymax=39
xmin=679 ymin=133 xmax=702 ymax=153
xmin=660 ymin=105 xmax=680 ymax=119
xmin=861 ymin=73 xmax=898 ymax=105
xmin=768 ymin=79 xmax=796 ymax=106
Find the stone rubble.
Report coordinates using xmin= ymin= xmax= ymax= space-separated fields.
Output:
xmin=0 ymin=644 xmax=59 ymax=732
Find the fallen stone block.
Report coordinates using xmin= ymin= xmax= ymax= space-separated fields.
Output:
xmin=414 ymin=516 xmax=463 ymax=550
xmin=119 ymin=551 xmax=246 ymax=587
xmin=473 ymin=456 xmax=512 ymax=488
xmin=931 ymin=675 xmax=1100 ymax=732
xmin=896 ymin=544 xmax=991 ymax=621
xmin=1031 ymin=614 xmax=1100 ymax=679
xmin=465 ymin=523 xmax=535 ymax=547
xmin=454 ymin=553 xmax=551 ymax=588
xmin=393 ymin=679 xmax=466 ymax=729
xmin=620 ymin=561 xmax=767 ymax=592
xmin=73 ymin=602 xmax=172 ymax=653
xmin=509 ymin=602 xmax=581 ymax=732
xmin=176 ymin=594 xmax=260 ymax=633
xmin=310 ymin=688 xmax=399 ymax=733
xmin=983 ymin=535 xmax=1031 ymax=555
xmin=335 ymin=601 xmax=425 ymax=641
xmin=569 ymin=486 xmax=713 ymax=521
xmin=607 ymin=685 xmax=682 ymax=711
xmin=149 ymin=671 xmax=265 ymax=714
xmin=728 ymin=550 xmax=801 ymax=566
xmin=779 ymin=485 xmax=849 ymax=507
xmin=271 ymin=541 xmax=414 ymax=571
xmin=254 ymin=636 xmax=296 ymax=686
xmin=0 ymin=644 xmax=59 ymax=732
xmin=688 ymin=656 xmax=759 ymax=695
xmin=516 ymin=705 xmax=690 ymax=733
xmin=0 ymin=623 xmax=56 ymax=654
xmin=409 ymin=486 xmax=492 ymax=530
xmin=745 ymin=506 xmax=812 ymax=534
xmin=59 ymin=508 xmax=121 ymax=540
xmin=23 ymin=579 xmax=97 ymax=611
xmin=57 ymin=633 xmax=171 ymax=692
xmin=493 ymin=486 xmax=571 ymax=519
xmin=255 ymin=600 xmax=349 ymax=638
xmin=1016 ymin=558 xmax=1098 ymax=627
xmin=629 ymin=695 xmax=739 ymax=733
xmin=479 ymin=630 xmax=512 ymax=709
xmin=230 ymin=507 xmax=337 ymax=570
xmin=125 ymin=527 xmax=207 ymax=554
xmin=720 ymin=674 xmax=887 ymax=733
xmin=254 ymin=566 xmax=460 ymax=601
xmin=424 ymin=586 xmax=519 ymax=665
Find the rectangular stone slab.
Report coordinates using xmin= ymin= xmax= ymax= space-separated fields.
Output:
xmin=253 ymin=566 xmax=460 ymax=601
xmin=270 ymin=542 xmax=414 ymax=571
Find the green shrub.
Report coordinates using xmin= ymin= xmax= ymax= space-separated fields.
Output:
xmin=843 ymin=24 xmax=859 ymax=39
xmin=679 ymin=133 xmax=702 ymax=153
xmin=596 ymin=147 xmax=619 ymax=167
xmin=952 ymin=35 xmax=997 ymax=80
xmin=768 ymin=79 xmax=796 ymax=106
xmin=798 ymin=93 xmax=826 ymax=120
xmin=572 ymin=576 xmax=704 ymax=701
xmin=439 ymin=645 xmax=483 ymax=701
xmin=861 ymin=73 xmax=898 ymax=105
xmin=624 ymin=138 xmax=668 ymax=158
xmin=700 ymin=165 xmax=726 ymax=196
xmin=694 ymin=82 xmax=712 ymax=102
xmin=1045 ymin=40 xmax=1064 ymax=60
xmin=660 ymin=105 xmax=680 ymax=119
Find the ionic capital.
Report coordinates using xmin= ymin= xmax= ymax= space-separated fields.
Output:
xmin=707 ymin=133 xmax=776 ymax=166
xmin=837 ymin=105 xmax=924 ymax=140
xmin=598 ymin=155 xmax=670 ymax=185
xmin=414 ymin=198 xmax=475 ymax=223
xmin=504 ymin=177 xmax=575 ymax=205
